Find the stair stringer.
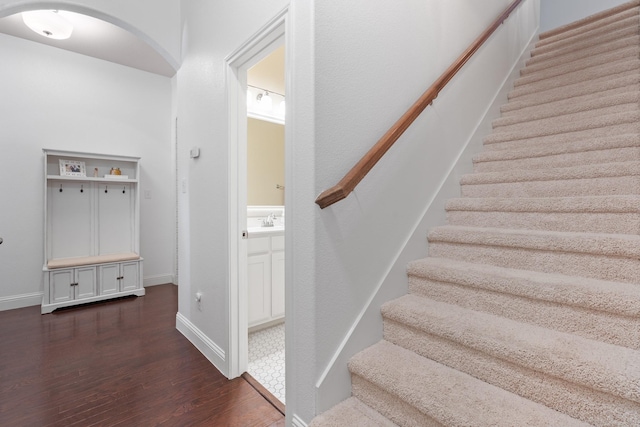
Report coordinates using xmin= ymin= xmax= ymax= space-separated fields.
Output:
xmin=313 ymin=32 xmax=540 ymax=414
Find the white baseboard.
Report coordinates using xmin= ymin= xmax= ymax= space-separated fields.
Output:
xmin=144 ymin=274 xmax=176 ymax=287
xmin=291 ymin=414 xmax=308 ymax=427
xmin=176 ymin=312 xmax=227 ymax=376
xmin=0 ymin=292 xmax=42 ymax=311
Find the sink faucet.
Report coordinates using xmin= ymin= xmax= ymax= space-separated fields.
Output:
xmin=262 ymin=213 xmax=276 ymax=227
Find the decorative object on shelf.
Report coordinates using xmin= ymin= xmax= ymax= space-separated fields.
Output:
xmin=59 ymin=159 xmax=86 ymax=177
xmin=93 ymin=167 xmax=98 ymax=177
xmin=110 ymin=167 xmax=121 ymax=175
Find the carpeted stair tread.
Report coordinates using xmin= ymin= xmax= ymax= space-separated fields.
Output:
xmin=507 ymin=59 xmax=640 ymax=100
xmin=539 ymin=0 xmax=639 ymax=40
xmin=381 ymin=295 xmax=640 ymax=404
xmin=445 ymin=195 xmax=640 ymax=234
xmin=484 ymin=124 xmax=640 ymax=152
xmin=492 ymin=101 xmax=638 ymax=136
xmin=514 ymin=45 xmax=640 ymax=88
xmin=522 ymin=34 xmax=640 ymax=76
xmin=407 ymin=258 xmax=640 ymax=349
xmin=532 ymin=14 xmax=640 ymax=58
xmin=473 ymin=146 xmax=640 ymax=174
xmin=427 ymin=226 xmax=640 ymax=283
xmin=381 ymin=300 xmax=640 ymax=426
xmin=461 ymin=160 xmax=640 ymax=185
xmin=428 ymin=225 xmax=640 ymax=258
xmin=502 ymin=73 xmax=640 ymax=114
xmin=348 ymin=341 xmax=590 ymax=427
xmin=493 ymin=91 xmax=640 ymax=129
xmin=474 ymin=133 xmax=640 ymax=165
xmin=530 ymin=24 xmax=640 ymax=70
xmin=309 ymin=397 xmax=398 ymax=427
xmin=407 ymin=256 xmax=640 ymax=320
xmin=446 ymin=195 xmax=640 ymax=214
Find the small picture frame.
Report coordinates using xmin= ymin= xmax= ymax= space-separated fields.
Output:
xmin=59 ymin=159 xmax=86 ymax=177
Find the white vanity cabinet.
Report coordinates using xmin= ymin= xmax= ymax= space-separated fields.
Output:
xmin=41 ymin=149 xmax=145 ymax=314
xmin=247 ymin=231 xmax=285 ymax=328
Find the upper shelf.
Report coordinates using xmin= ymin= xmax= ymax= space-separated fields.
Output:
xmin=47 ymin=175 xmax=138 ymax=183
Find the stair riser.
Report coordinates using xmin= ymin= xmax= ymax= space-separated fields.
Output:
xmin=484 ymin=123 xmax=640 ymax=151
xmin=383 ymin=320 xmax=640 ymax=427
xmin=508 ymin=60 xmax=640 ymax=100
xmin=502 ymin=76 xmax=640 ymax=114
xmin=523 ymin=35 xmax=640 ymax=75
xmin=473 ymin=147 xmax=640 ymax=173
xmin=515 ymin=47 xmax=640 ymax=88
xmin=492 ymin=103 xmax=638 ymax=136
xmin=532 ymin=18 xmax=640 ymax=58
xmin=427 ymin=241 xmax=640 ymax=283
xmin=350 ymin=376 xmax=442 ymax=427
xmin=408 ymin=277 xmax=640 ymax=349
xmin=446 ymin=210 xmax=639 ymax=235
xmin=460 ymin=176 xmax=640 ymax=199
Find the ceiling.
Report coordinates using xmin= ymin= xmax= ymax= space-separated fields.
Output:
xmin=0 ymin=10 xmax=176 ymax=77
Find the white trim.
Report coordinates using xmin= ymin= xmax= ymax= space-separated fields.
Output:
xmin=176 ymin=312 xmax=226 ymax=371
xmin=314 ymin=21 xmax=540 ymax=412
xmin=225 ymin=7 xmax=288 ymax=381
xmin=291 ymin=414 xmax=308 ymax=427
xmin=0 ymin=292 xmax=43 ymax=311
xmin=143 ymin=274 xmax=176 ymax=287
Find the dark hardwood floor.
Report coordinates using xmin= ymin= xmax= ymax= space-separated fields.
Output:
xmin=0 ymin=284 xmax=285 ymax=427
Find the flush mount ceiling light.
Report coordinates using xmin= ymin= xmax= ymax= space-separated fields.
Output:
xmin=22 ymin=10 xmax=73 ymax=40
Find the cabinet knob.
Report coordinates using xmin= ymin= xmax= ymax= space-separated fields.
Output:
xmin=0 ymin=237 xmax=3 ymax=245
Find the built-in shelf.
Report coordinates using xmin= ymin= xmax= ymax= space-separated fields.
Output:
xmin=47 ymin=175 xmax=139 ymax=183
xmin=42 ymin=149 xmax=144 ymax=314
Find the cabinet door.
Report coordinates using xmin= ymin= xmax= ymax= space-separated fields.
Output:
xmin=98 ymin=264 xmax=120 ymax=295
xmin=247 ymin=253 xmax=271 ymax=327
xmin=271 ymin=251 xmax=285 ymax=319
xmin=76 ymin=266 xmax=97 ymax=299
xmin=120 ymin=262 xmax=139 ymax=292
xmin=50 ymin=269 xmax=74 ymax=303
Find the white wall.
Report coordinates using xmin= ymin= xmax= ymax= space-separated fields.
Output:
xmin=175 ymin=0 xmax=288 ymax=384
xmin=540 ymin=0 xmax=629 ymax=32
xmin=0 ymin=0 xmax=181 ymax=69
xmin=0 ymin=34 xmax=175 ymax=309
xmin=309 ymin=0 xmax=540 ymax=418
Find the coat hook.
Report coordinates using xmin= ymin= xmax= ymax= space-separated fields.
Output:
xmin=105 ymin=186 xmax=108 ymax=194
xmin=59 ymin=184 xmax=63 ymax=193
xmin=80 ymin=184 xmax=84 ymax=193
xmin=122 ymin=186 xmax=126 ymax=194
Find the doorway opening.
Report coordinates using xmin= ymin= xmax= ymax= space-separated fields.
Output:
xmin=245 ymin=45 xmax=286 ymax=403
xmin=225 ymin=8 xmax=288 ymax=408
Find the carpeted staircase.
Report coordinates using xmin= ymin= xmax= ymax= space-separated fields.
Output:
xmin=310 ymin=2 xmax=640 ymax=426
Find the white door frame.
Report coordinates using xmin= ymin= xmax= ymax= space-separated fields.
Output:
xmin=226 ymin=8 xmax=288 ymax=379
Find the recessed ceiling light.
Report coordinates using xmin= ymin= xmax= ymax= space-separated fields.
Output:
xmin=22 ymin=10 xmax=73 ymax=40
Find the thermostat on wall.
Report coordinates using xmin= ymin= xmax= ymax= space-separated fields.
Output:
xmin=190 ymin=147 xmax=200 ymax=158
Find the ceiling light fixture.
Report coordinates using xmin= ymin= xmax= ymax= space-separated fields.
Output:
xmin=22 ymin=10 xmax=73 ymax=40
xmin=256 ymin=91 xmax=273 ymax=111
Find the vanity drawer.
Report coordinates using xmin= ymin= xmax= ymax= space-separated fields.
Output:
xmin=248 ymin=237 xmax=270 ymax=255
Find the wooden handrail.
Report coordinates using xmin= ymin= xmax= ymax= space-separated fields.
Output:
xmin=315 ymin=0 xmax=525 ymax=209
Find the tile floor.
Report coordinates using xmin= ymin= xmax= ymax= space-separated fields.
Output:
xmin=248 ymin=322 xmax=285 ymax=403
